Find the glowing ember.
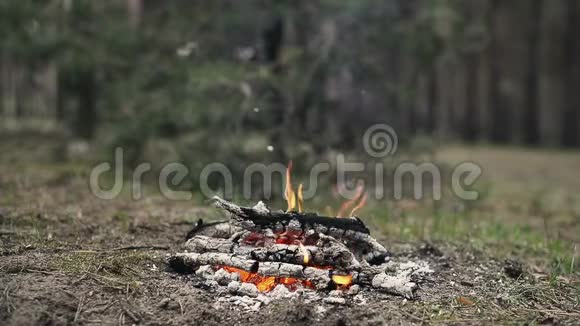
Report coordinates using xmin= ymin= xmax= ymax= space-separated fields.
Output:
xmin=221 ymin=266 xmax=314 ymax=292
xmin=217 ymin=162 xmax=362 ymax=293
xmin=274 ymin=229 xmax=303 ymax=245
xmin=332 ymin=274 xmax=353 ymax=287
xmin=299 ymin=243 xmax=310 ymax=265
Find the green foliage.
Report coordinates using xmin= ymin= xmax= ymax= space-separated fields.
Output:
xmin=0 ymin=0 xmax=472 ymax=181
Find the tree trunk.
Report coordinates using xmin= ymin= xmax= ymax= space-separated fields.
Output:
xmin=524 ymin=0 xmax=542 ymax=145
xmin=489 ymin=0 xmax=535 ymax=144
xmin=463 ymin=53 xmax=479 ymax=142
xmin=127 ymin=0 xmax=142 ymax=28
xmin=561 ymin=0 xmax=580 ymax=147
xmin=434 ymin=54 xmax=455 ymax=139
xmin=538 ymin=0 xmax=567 ymax=146
xmin=425 ymin=67 xmax=437 ymax=134
xmin=75 ymin=69 xmax=97 ymax=139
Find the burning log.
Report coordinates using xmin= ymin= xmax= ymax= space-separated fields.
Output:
xmin=169 ymin=252 xmax=425 ymax=298
xmin=169 ymin=252 xmax=331 ymax=289
xmin=185 ymin=219 xmax=240 ymax=240
xmin=185 ymin=234 xmax=361 ymax=271
xmin=170 ymin=195 xmax=432 ymax=300
xmin=211 ymin=196 xmax=388 ymax=264
xmin=212 ymin=196 xmax=370 ymax=234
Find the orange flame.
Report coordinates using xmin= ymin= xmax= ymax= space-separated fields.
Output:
xmin=299 ymin=243 xmax=310 ymax=265
xmin=297 ymin=183 xmax=304 ymax=213
xmin=336 ymin=183 xmax=364 ymax=217
xmin=349 ymin=192 xmax=368 ymax=217
xmin=218 ymin=164 xmax=365 ymax=293
xmin=221 ymin=266 xmax=314 ymax=292
xmin=285 ymin=161 xmax=296 ymax=212
xmin=331 ymin=274 xmax=353 ymax=287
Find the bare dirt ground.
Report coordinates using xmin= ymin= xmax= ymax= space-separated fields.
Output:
xmin=1 ymin=140 xmax=579 ymax=325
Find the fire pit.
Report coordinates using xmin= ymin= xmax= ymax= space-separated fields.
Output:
xmin=169 ymin=196 xmax=433 ymax=306
xmin=168 ymin=163 xmax=432 ymax=308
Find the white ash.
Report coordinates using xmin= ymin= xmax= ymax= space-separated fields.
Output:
xmin=269 ymin=284 xmax=299 ymax=300
xmin=328 ymin=290 xmax=343 ymax=297
xmin=238 ymin=283 xmax=260 ymax=297
xmin=370 ymin=261 xmax=434 ymax=299
xmin=191 ymin=257 xmax=433 ymax=312
xmin=252 ymin=201 xmax=270 ymax=215
xmin=195 ymin=265 xmax=215 ymax=280
xmin=352 ymin=293 xmax=367 ymax=306
xmin=214 ymin=268 xmax=239 ymax=285
xmin=256 ymin=294 xmax=272 ymax=305
xmin=347 ymin=284 xmax=360 ymax=295
xmin=215 ymin=295 xmax=263 ymax=312
xmin=227 ymin=280 xmax=241 ymax=293
xmin=323 ymin=296 xmax=346 ymax=305
xmin=196 ymin=262 xmax=433 ymax=314
xmin=226 ymin=281 xmax=259 ymax=297
xmin=371 ymin=273 xmax=417 ymax=299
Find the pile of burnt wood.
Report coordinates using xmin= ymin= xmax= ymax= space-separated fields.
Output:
xmin=169 ymin=197 xmax=431 ymax=298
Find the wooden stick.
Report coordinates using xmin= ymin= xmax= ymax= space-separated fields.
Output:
xmin=168 ymin=252 xmax=331 ymax=289
xmin=185 ymin=235 xmax=361 ymax=271
xmin=185 ymin=218 xmax=240 ymax=240
xmin=212 ymin=196 xmax=370 ymax=234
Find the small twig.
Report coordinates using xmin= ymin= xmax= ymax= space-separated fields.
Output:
xmin=84 ymin=300 xmax=118 ymax=314
xmin=118 ymin=311 xmax=125 ymax=326
xmin=177 ymin=299 xmax=184 ymax=315
xmin=74 ymin=295 xmax=85 ymax=322
xmin=25 ymin=269 xmax=62 ymax=276
xmin=459 ymin=280 xmax=474 ymax=287
xmin=81 ymin=319 xmax=103 ymax=324
xmin=62 ymin=290 xmax=78 ymax=299
xmin=87 ymin=275 xmax=125 ymax=291
xmin=110 ymin=245 xmax=170 ymax=251
xmin=69 ymin=245 xmax=169 ymax=254
xmin=3 ymin=283 xmax=17 ymax=313
xmin=571 ymin=244 xmax=577 ymax=274
xmin=121 ymin=304 xmax=140 ymax=323
xmin=86 ymin=272 xmax=127 ymax=286
xmin=518 ymin=308 xmax=580 ymax=317
xmin=73 ymin=273 xmax=89 ymax=285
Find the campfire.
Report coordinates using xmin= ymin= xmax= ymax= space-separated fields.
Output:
xmin=169 ymin=163 xmax=432 ymax=305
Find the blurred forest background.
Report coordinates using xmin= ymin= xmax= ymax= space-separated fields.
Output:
xmin=2 ymin=3 xmax=580 ymax=323
xmin=1 ymin=0 xmax=579 ymax=177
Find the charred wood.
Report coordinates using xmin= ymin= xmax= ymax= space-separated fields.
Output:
xmin=211 ymin=196 xmax=388 ymax=264
xmin=169 ymin=252 xmax=331 ymax=289
xmin=212 ymin=196 xmax=370 ymax=234
xmin=185 ymin=235 xmax=361 ymax=271
xmin=185 ymin=218 xmax=240 ymax=240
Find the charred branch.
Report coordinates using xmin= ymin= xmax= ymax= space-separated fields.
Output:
xmin=185 ymin=219 xmax=240 ymax=240
xmin=169 ymin=252 xmax=331 ymax=290
xmin=212 ymin=196 xmax=370 ymax=235
xmin=185 ymin=235 xmax=361 ymax=271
